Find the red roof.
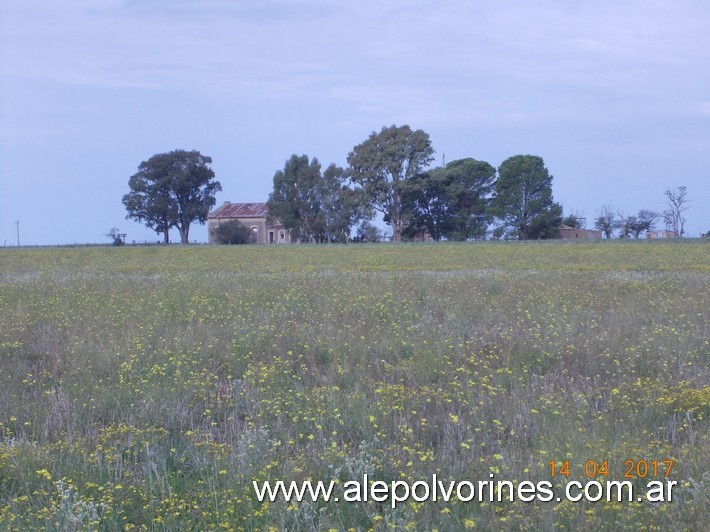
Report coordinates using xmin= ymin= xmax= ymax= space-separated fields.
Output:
xmin=208 ymin=202 xmax=269 ymax=219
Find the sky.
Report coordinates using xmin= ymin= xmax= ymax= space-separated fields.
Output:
xmin=1 ymin=0 xmax=709 ymax=245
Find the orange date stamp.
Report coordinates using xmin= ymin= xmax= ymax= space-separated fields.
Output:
xmin=549 ymin=459 xmax=674 ymax=479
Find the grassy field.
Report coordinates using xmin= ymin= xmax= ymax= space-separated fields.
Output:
xmin=0 ymin=241 xmax=708 ymax=530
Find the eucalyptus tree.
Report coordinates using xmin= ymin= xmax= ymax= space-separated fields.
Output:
xmin=347 ymin=125 xmax=435 ymax=242
xmin=123 ymin=150 xmax=221 ymax=244
xmin=267 ymin=155 xmax=363 ymax=243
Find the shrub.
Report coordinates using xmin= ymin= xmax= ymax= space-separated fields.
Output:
xmin=213 ymin=220 xmax=251 ymax=245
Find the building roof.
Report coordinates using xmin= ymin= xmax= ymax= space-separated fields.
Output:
xmin=208 ymin=202 xmax=269 ymax=219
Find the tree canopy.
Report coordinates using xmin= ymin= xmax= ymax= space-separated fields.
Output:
xmin=266 ymin=155 xmax=364 ymax=243
xmin=347 ymin=125 xmax=434 ymax=242
xmin=561 ymin=213 xmax=586 ymax=229
xmin=617 ymin=209 xmax=659 ymax=239
xmin=260 ymin=125 xmax=645 ymax=243
xmin=492 ymin=155 xmax=562 ymax=240
xmin=407 ymin=158 xmax=495 ymax=241
xmin=123 ymin=150 xmax=221 ymax=244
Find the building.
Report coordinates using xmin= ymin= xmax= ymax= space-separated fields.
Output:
xmin=557 ymin=224 xmax=602 ymax=240
xmin=207 ymin=202 xmax=290 ymax=244
xmin=646 ymin=230 xmax=678 ymax=239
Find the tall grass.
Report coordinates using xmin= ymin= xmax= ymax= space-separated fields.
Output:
xmin=1 ymin=241 xmax=708 ymax=530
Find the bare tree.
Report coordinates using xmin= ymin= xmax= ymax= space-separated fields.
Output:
xmin=594 ymin=204 xmax=616 ymax=239
xmin=615 ymin=209 xmax=659 ymax=239
xmin=615 ymin=210 xmax=632 ymax=239
xmin=663 ymin=186 xmax=688 ymax=237
xmin=635 ymin=209 xmax=659 ymax=238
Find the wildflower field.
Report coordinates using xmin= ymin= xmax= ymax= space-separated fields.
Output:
xmin=0 ymin=241 xmax=708 ymax=530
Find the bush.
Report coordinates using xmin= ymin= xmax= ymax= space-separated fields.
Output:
xmin=214 ymin=220 xmax=251 ymax=245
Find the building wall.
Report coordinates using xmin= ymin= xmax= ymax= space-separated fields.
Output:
xmin=209 ymin=217 xmax=290 ymax=244
xmin=558 ymin=227 xmax=602 ymax=240
xmin=646 ymin=230 xmax=678 ymax=239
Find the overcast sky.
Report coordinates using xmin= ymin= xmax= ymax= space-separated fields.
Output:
xmin=1 ymin=0 xmax=709 ymax=245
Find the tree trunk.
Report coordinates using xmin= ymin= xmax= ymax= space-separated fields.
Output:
xmin=179 ymin=226 xmax=190 ymax=244
xmin=163 ymin=230 xmax=170 ymax=244
xmin=391 ymin=220 xmax=401 ymax=242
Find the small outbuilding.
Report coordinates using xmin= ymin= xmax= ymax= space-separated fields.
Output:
xmin=646 ymin=230 xmax=678 ymax=239
xmin=557 ymin=224 xmax=602 ymax=240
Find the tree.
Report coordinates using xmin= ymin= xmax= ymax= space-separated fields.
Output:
xmin=123 ymin=165 xmax=176 ymax=244
xmin=620 ymin=209 xmax=658 ymax=238
xmin=105 ymin=227 xmax=125 ymax=246
xmin=663 ymin=186 xmax=688 ymax=237
xmin=615 ymin=210 xmax=633 ymax=239
xmin=213 ymin=220 xmax=251 ymax=245
xmin=594 ymin=204 xmax=616 ymax=239
xmin=319 ymin=166 xmax=370 ymax=243
xmin=636 ymin=209 xmax=659 ymax=237
xmin=123 ymin=150 xmax=221 ymax=244
xmin=267 ymin=155 xmax=363 ymax=243
xmin=404 ymin=170 xmax=446 ymax=241
xmin=491 ymin=155 xmax=562 ymax=240
xmin=407 ymin=158 xmax=495 ymax=241
xmin=561 ymin=212 xmax=586 ymax=229
xmin=353 ymin=221 xmax=384 ymax=243
xmin=267 ymin=155 xmax=321 ymax=242
xmin=347 ymin=125 xmax=435 ymax=242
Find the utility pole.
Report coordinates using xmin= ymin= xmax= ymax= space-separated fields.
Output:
xmin=15 ymin=220 xmax=20 ymax=246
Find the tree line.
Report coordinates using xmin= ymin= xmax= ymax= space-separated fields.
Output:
xmin=265 ymin=125 xmax=563 ymax=243
xmin=591 ymin=186 xmax=689 ymax=239
xmin=121 ymin=126 xmax=692 ymax=243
